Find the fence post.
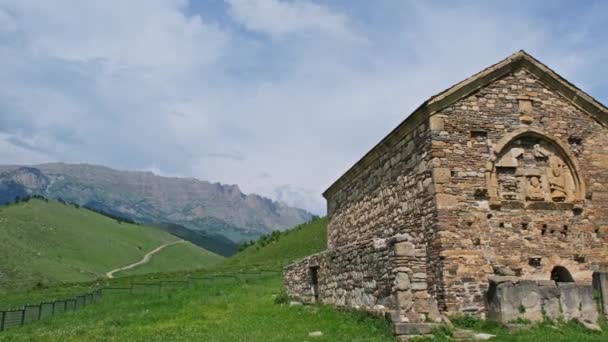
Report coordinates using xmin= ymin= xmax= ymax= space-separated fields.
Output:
xmin=52 ymin=301 xmax=56 ymax=314
xmin=0 ymin=310 xmax=5 ymax=331
xmin=20 ymin=308 xmax=25 ymax=326
xmin=64 ymin=300 xmax=67 ymax=312
xmin=38 ymin=304 xmax=42 ymax=320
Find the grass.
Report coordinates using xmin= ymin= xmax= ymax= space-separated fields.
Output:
xmin=0 ymin=275 xmax=397 ymax=342
xmin=412 ymin=315 xmax=608 ymax=342
xmin=0 ymin=199 xmax=223 ymax=293
xmin=223 ymin=217 xmax=327 ymax=270
xmin=117 ymin=242 xmax=223 ymax=277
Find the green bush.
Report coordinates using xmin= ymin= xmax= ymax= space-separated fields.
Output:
xmin=274 ymin=289 xmax=289 ymax=304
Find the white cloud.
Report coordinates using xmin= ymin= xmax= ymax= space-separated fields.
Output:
xmin=0 ymin=1 xmax=605 ymax=215
xmin=0 ymin=0 xmax=226 ymax=69
xmin=226 ymin=0 xmax=364 ymax=43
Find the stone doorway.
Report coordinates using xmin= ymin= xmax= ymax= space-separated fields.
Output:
xmin=310 ymin=266 xmax=319 ymax=302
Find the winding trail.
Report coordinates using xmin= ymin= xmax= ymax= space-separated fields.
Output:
xmin=106 ymin=240 xmax=186 ymax=279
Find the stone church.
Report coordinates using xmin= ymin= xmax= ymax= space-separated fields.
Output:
xmin=284 ymin=51 xmax=608 ymax=338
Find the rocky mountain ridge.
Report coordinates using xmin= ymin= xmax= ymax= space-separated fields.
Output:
xmin=0 ymin=163 xmax=313 ymax=241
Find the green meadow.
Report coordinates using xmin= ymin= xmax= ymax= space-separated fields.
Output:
xmin=0 ymin=199 xmax=222 ymax=292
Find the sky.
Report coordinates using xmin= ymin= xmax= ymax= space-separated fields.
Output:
xmin=0 ymin=0 xmax=606 ymax=215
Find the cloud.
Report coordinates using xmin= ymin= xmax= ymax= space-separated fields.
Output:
xmin=204 ymin=151 xmax=245 ymax=162
xmin=0 ymin=0 xmax=606 ymax=215
xmin=0 ymin=0 xmax=226 ymax=69
xmin=0 ymin=8 xmax=16 ymax=32
xmin=226 ymin=0 xmax=364 ymax=43
xmin=5 ymin=136 xmax=50 ymax=155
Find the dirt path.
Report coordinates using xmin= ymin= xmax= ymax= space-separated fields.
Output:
xmin=106 ymin=240 xmax=185 ymax=279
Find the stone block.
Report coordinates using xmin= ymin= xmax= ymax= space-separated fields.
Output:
xmin=539 ymin=286 xmax=561 ymax=320
xmin=395 ymin=242 xmax=415 ymax=257
xmin=432 ymin=168 xmax=451 ymax=184
xmin=411 ymin=282 xmax=428 ymax=291
xmin=559 ymin=283 xmax=582 ymax=320
xmin=395 ymin=273 xmax=411 ymax=291
xmin=436 ymin=193 xmax=459 ymax=209
xmin=394 ymin=323 xmax=439 ymax=335
xmin=429 ymin=115 xmax=445 ymax=131
xmin=396 ymin=291 xmax=413 ymax=311
xmin=593 ymin=271 xmax=608 ymax=315
xmin=412 ymin=273 xmax=427 ymax=279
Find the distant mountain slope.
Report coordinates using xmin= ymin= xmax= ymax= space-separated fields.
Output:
xmin=0 ymin=163 xmax=313 ymax=241
xmin=0 ymin=199 xmax=223 ymax=290
xmin=154 ymin=223 xmax=239 ymax=257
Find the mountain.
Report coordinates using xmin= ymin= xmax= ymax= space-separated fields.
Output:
xmin=0 ymin=199 xmax=223 ymax=290
xmin=0 ymin=163 xmax=313 ymax=242
xmin=153 ymin=223 xmax=239 ymax=257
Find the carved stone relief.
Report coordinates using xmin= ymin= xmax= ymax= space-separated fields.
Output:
xmin=489 ymin=135 xmax=578 ymax=204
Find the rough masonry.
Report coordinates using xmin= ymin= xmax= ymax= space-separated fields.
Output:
xmin=284 ymin=51 xmax=608 ymax=339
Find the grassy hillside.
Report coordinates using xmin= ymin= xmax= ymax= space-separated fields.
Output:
xmin=153 ymin=223 xmax=239 ymax=257
xmin=117 ymin=242 xmax=223 ymax=277
xmin=0 ymin=218 xmax=399 ymax=341
xmin=0 ymin=199 xmax=223 ymax=291
xmin=223 ymin=217 xmax=327 ymax=270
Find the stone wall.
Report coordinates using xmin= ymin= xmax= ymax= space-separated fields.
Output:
xmin=430 ymin=69 xmax=608 ymax=314
xmin=284 ymin=234 xmax=441 ymax=323
xmin=324 ymin=117 xmax=435 ymax=249
xmin=284 ymin=238 xmax=395 ymax=313
xmin=486 ymin=276 xmax=598 ymax=324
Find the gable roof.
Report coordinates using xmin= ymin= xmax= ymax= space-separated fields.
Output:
xmin=323 ymin=50 xmax=608 ymax=199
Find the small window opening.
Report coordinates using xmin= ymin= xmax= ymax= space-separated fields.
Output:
xmin=541 ymin=224 xmax=547 ymax=236
xmin=561 ymin=225 xmax=568 ymax=238
xmin=471 ymin=130 xmax=488 ymax=139
xmin=574 ymin=255 xmax=586 ymax=264
xmin=568 ymin=136 xmax=583 ymax=146
xmin=529 ymin=257 xmax=542 ymax=267
xmin=521 ymin=223 xmax=529 ymax=230
xmin=550 ymin=266 xmax=575 ymax=283
xmin=474 ymin=188 xmax=488 ymax=200
xmin=499 ymin=222 xmax=505 ymax=228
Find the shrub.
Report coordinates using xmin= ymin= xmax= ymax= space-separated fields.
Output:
xmin=274 ymin=289 xmax=289 ymax=304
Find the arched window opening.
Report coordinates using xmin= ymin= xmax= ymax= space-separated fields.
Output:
xmin=551 ymin=266 xmax=575 ymax=283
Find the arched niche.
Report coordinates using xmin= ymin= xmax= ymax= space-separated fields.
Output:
xmin=486 ymin=129 xmax=584 ymax=205
xmin=551 ymin=266 xmax=575 ymax=283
